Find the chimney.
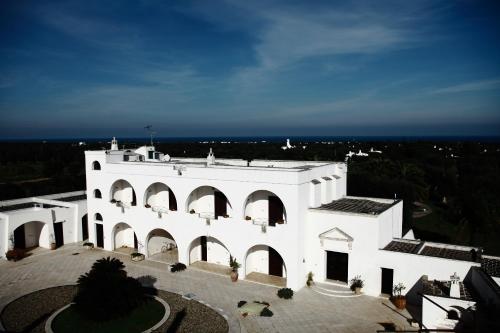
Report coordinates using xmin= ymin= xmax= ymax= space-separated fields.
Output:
xmin=449 ymin=272 xmax=460 ymax=298
xmin=207 ymin=148 xmax=215 ymax=166
xmin=111 ymin=137 xmax=118 ymax=150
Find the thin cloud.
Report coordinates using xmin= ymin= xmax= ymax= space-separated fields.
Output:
xmin=430 ymin=79 xmax=500 ymax=95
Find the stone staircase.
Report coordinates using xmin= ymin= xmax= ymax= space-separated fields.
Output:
xmin=310 ymin=281 xmax=362 ymax=298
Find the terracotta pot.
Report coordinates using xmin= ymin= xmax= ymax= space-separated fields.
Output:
xmin=393 ymin=296 xmax=406 ymax=310
xmin=50 ymin=243 xmax=56 ymax=250
xmin=231 ymin=270 xmax=239 ymax=282
xmin=355 ymin=287 xmax=362 ymax=295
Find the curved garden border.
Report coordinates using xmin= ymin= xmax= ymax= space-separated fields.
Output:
xmin=45 ymin=296 xmax=171 ymax=333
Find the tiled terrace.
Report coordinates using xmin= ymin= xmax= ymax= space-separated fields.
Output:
xmin=0 ymin=243 xmax=415 ymax=333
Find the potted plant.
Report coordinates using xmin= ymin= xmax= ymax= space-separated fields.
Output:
xmin=276 ymin=219 xmax=285 ymax=224
xmin=306 ymin=271 xmax=314 ymax=287
xmin=49 ymin=233 xmax=56 ymax=250
xmin=5 ymin=249 xmax=25 ymax=261
xmin=223 ymin=214 xmax=229 ymax=218
xmin=245 ymin=216 xmax=251 ymax=221
xmin=130 ymin=252 xmax=145 ymax=262
xmin=349 ymin=275 xmax=364 ymax=294
xmin=110 ymin=198 xmax=117 ymax=204
xmin=145 ymin=204 xmax=151 ymax=208
xmin=83 ymin=242 xmax=94 ymax=250
xmin=229 ymin=255 xmax=241 ymax=282
xmin=392 ymin=283 xmax=407 ymax=309
xmin=190 ymin=209 xmax=195 ymax=214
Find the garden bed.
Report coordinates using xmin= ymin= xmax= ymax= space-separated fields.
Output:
xmin=0 ymin=285 xmax=228 ymax=333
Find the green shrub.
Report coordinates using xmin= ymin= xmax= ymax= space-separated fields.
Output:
xmin=260 ymin=307 xmax=273 ymax=317
xmin=277 ymin=288 xmax=293 ymax=299
xmin=73 ymin=257 xmax=147 ymax=321
xmin=170 ymin=263 xmax=187 ymax=272
xmin=237 ymin=301 xmax=247 ymax=308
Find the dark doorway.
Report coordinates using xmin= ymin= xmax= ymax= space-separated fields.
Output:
xmin=134 ymin=233 xmax=138 ymax=249
xmin=96 ymin=224 xmax=104 ymax=248
xmin=54 ymin=222 xmax=64 ymax=248
xmin=14 ymin=225 xmax=26 ymax=249
xmin=268 ymin=196 xmax=283 ymax=227
xmin=82 ymin=215 xmax=88 ymax=240
xmin=381 ymin=268 xmax=394 ymax=295
xmin=168 ymin=188 xmax=177 ymax=211
xmin=214 ymin=191 xmax=227 ymax=219
xmin=200 ymin=236 xmax=207 ymax=261
xmin=326 ymin=251 xmax=348 ymax=282
xmin=268 ymin=247 xmax=283 ymax=277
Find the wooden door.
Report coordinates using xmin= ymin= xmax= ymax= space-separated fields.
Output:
xmin=14 ymin=225 xmax=26 ymax=249
xmin=54 ymin=222 xmax=64 ymax=248
xmin=326 ymin=251 xmax=348 ymax=282
xmin=82 ymin=215 xmax=88 ymax=240
xmin=214 ymin=191 xmax=227 ymax=219
xmin=268 ymin=196 xmax=283 ymax=227
xmin=268 ymin=247 xmax=283 ymax=277
xmin=201 ymin=236 xmax=207 ymax=261
xmin=381 ymin=268 xmax=394 ymax=295
xmin=96 ymin=224 xmax=104 ymax=248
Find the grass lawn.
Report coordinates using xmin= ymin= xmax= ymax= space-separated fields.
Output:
xmin=52 ymin=298 xmax=165 ymax=333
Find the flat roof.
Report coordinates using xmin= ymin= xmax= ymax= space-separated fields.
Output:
xmin=422 ymin=279 xmax=473 ymax=301
xmin=314 ymin=198 xmax=397 ymax=215
xmin=482 ymin=256 xmax=500 ymax=278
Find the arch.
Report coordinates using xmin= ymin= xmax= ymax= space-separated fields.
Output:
xmin=93 ymin=189 xmax=102 ymax=199
xmin=112 ymin=222 xmax=138 ymax=251
xmin=94 ymin=213 xmax=103 ymax=221
xmin=143 ymin=182 xmax=177 ymax=211
xmin=186 ymin=186 xmax=232 ymax=219
xmin=188 ymin=235 xmax=231 ymax=267
xmin=146 ymin=228 xmax=178 ymax=263
xmin=109 ymin=179 xmax=137 ymax=207
xmin=243 ymin=190 xmax=287 ymax=226
xmin=81 ymin=214 xmax=89 ymax=240
xmin=12 ymin=221 xmax=49 ymax=250
xmin=245 ymin=244 xmax=287 ymax=280
xmin=92 ymin=161 xmax=101 ymax=170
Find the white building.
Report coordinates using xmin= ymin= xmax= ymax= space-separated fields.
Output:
xmin=2 ymin=139 xmax=499 ymax=330
xmin=0 ymin=191 xmax=88 ymax=257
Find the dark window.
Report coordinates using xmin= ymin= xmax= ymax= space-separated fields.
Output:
xmin=148 ymin=151 xmax=154 ymax=159
xmin=155 ymin=152 xmax=160 ymax=159
xmin=94 ymin=189 xmax=102 ymax=198
xmin=95 ymin=213 xmax=103 ymax=221
xmin=92 ymin=161 xmax=101 ymax=170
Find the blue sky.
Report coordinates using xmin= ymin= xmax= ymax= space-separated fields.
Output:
xmin=1 ymin=0 xmax=499 ymax=138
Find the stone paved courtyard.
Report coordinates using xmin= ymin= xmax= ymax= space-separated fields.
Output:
xmin=0 ymin=243 xmax=414 ymax=333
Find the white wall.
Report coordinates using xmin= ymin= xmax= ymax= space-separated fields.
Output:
xmin=114 ymin=223 xmax=135 ymax=249
xmin=309 ymin=181 xmax=321 ymax=208
xmin=147 ymin=230 xmax=176 ymax=255
xmin=422 ymin=295 xmax=475 ymax=329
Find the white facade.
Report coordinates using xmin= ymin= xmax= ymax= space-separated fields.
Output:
xmin=0 ymin=191 xmax=88 ymax=258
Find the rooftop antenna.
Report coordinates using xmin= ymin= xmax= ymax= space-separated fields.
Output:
xmin=144 ymin=125 xmax=156 ymax=146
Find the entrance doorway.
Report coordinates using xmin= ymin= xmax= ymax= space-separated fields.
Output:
xmin=82 ymin=215 xmax=88 ymax=240
xmin=200 ymin=236 xmax=207 ymax=261
xmin=269 ymin=246 xmax=284 ymax=277
xmin=214 ymin=191 xmax=227 ymax=218
xmin=381 ymin=268 xmax=394 ymax=295
xmin=95 ymin=224 xmax=104 ymax=248
xmin=326 ymin=251 xmax=348 ymax=282
xmin=14 ymin=224 xmax=26 ymax=249
xmin=54 ymin=222 xmax=64 ymax=248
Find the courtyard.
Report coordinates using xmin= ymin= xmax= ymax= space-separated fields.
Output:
xmin=0 ymin=243 xmax=414 ymax=333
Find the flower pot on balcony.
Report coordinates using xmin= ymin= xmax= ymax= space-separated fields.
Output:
xmin=231 ymin=270 xmax=239 ymax=282
xmin=50 ymin=243 xmax=57 ymax=250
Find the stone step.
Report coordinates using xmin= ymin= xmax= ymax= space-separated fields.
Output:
xmin=310 ymin=282 xmax=362 ymax=298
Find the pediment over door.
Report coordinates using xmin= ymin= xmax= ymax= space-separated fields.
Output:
xmin=319 ymin=227 xmax=354 ymax=250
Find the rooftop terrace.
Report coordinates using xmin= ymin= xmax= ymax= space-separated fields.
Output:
xmin=313 ymin=197 xmax=398 ymax=215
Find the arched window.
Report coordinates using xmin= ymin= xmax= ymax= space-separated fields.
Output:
xmin=92 ymin=161 xmax=101 ymax=170
xmin=95 ymin=213 xmax=103 ymax=221
xmin=93 ymin=189 xmax=102 ymax=199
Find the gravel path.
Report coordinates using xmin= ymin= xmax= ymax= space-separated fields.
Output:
xmin=0 ymin=285 xmax=228 ymax=333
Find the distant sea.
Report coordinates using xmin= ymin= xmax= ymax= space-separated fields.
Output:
xmin=1 ymin=136 xmax=500 ymax=143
